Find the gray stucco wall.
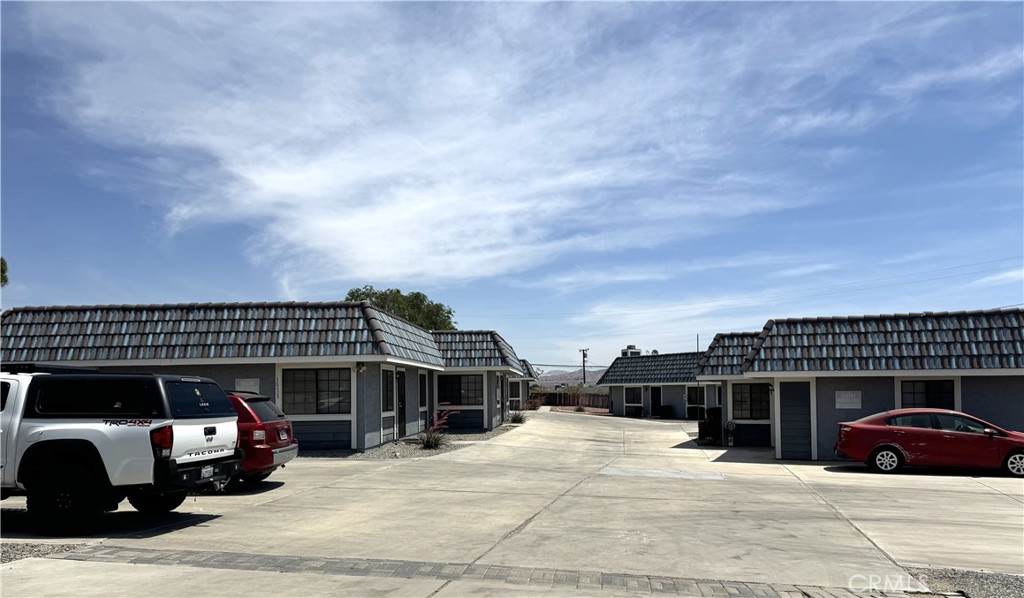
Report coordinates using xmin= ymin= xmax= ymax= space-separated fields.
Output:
xmin=100 ymin=363 xmax=276 ymax=397
xmin=961 ymin=376 xmax=1024 ymax=431
xmin=609 ymin=386 xmax=624 ymax=416
xmin=356 ymin=363 xmax=382 ymax=451
xmin=293 ymin=420 xmax=352 ymax=450
xmin=661 ymin=386 xmax=687 ymax=419
xmin=815 ymin=377 xmax=896 ymax=461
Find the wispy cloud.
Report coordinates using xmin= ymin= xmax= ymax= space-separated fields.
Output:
xmin=968 ymin=268 xmax=1024 ymax=288
xmin=882 ymin=46 xmax=1023 ymax=97
xmin=8 ymin=2 xmax=1019 ymax=299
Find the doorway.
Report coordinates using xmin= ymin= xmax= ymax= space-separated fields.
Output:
xmin=650 ymin=387 xmax=662 ymax=417
xmin=397 ymin=371 xmax=407 ymax=438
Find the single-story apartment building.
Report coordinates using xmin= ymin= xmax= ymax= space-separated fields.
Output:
xmin=603 ymin=308 xmax=1023 ymax=461
xmin=509 ymin=359 xmax=540 ymax=411
xmin=1 ymin=301 xmax=525 ymax=451
xmin=737 ymin=308 xmax=1024 ymax=460
xmin=597 ymin=351 xmax=714 ymax=420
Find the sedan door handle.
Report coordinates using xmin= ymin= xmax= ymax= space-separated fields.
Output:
xmin=892 ymin=430 xmax=905 ymax=435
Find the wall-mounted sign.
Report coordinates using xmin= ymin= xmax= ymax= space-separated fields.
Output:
xmin=234 ymin=378 xmax=260 ymax=393
xmin=836 ymin=390 xmax=862 ymax=409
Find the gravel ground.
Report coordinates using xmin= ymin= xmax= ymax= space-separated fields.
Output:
xmin=1 ymin=542 xmax=87 ymax=564
xmin=299 ymin=423 xmax=519 ymax=460
xmin=910 ymin=567 xmax=1024 ymax=598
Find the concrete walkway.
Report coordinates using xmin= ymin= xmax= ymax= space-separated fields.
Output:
xmin=3 ymin=411 xmax=1021 ymax=597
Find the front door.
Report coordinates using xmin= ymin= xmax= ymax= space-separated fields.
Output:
xmin=932 ymin=412 xmax=1001 ymax=468
xmin=650 ymin=387 xmax=662 ymax=417
xmin=397 ymin=371 xmax=407 ymax=439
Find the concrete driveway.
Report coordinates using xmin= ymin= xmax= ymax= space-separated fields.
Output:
xmin=2 ymin=411 xmax=1022 ymax=597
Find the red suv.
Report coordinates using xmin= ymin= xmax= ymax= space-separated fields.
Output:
xmin=835 ymin=408 xmax=1024 ymax=476
xmin=224 ymin=391 xmax=299 ymax=490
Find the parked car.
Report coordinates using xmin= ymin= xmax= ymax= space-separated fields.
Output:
xmin=835 ymin=408 xmax=1024 ymax=476
xmin=224 ymin=391 xmax=298 ymax=490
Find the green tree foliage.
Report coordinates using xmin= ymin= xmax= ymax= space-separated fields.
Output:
xmin=345 ymin=285 xmax=456 ymax=331
xmin=1 ymin=257 xmax=7 ymax=287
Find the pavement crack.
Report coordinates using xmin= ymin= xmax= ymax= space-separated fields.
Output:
xmin=971 ymin=477 xmax=1023 ymax=504
xmin=468 ymin=456 xmax=619 ymax=566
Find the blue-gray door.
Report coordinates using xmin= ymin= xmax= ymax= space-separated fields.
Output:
xmin=780 ymin=382 xmax=812 ymax=460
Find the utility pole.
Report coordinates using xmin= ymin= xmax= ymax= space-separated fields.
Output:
xmin=579 ymin=348 xmax=589 ymax=385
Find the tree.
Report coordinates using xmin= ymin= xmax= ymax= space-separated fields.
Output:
xmin=345 ymin=285 xmax=456 ymax=331
xmin=1 ymin=257 xmax=7 ymax=287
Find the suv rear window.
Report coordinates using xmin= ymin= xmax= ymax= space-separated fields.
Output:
xmin=34 ymin=378 xmax=160 ymax=417
xmin=165 ymin=381 xmax=235 ymax=418
xmin=246 ymin=398 xmax=286 ymax=422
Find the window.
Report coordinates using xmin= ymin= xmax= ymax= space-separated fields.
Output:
xmin=934 ymin=413 xmax=988 ymax=435
xmin=438 ymin=375 xmax=483 ymax=406
xmin=382 ymin=370 xmax=395 ymax=412
xmin=901 ymin=380 xmax=954 ymax=409
xmin=887 ymin=414 xmax=933 ymax=429
xmin=624 ymin=387 xmax=642 ymax=405
xmin=419 ymin=374 xmax=427 ymax=408
xmin=1 ymin=381 xmax=9 ymax=411
xmin=687 ymin=386 xmax=706 ymax=421
xmin=509 ymin=382 xmax=521 ymax=399
xmin=35 ymin=378 xmax=160 ymax=417
xmin=733 ymin=384 xmax=770 ymax=419
xmin=166 ymin=381 xmax=236 ymax=418
xmin=282 ymin=368 xmax=351 ymax=415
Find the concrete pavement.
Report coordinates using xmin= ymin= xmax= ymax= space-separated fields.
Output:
xmin=2 ymin=410 xmax=1021 ymax=597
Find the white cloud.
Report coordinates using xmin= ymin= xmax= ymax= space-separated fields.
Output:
xmin=968 ymin=268 xmax=1024 ymax=288
xmin=882 ymin=46 xmax=1023 ymax=97
xmin=10 ymin=3 xmax=1018 ymax=298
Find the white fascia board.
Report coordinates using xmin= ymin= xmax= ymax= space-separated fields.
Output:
xmin=696 ymin=374 xmax=748 ymax=381
xmin=382 ymin=356 xmax=446 ymax=371
xmin=742 ymin=368 xmax=1024 ymax=379
xmin=36 ymin=354 xmax=439 ymax=368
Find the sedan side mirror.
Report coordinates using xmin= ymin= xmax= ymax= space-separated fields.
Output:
xmin=984 ymin=428 xmax=998 ymax=437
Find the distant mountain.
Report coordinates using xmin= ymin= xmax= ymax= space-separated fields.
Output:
xmin=537 ymin=367 xmax=607 ymax=388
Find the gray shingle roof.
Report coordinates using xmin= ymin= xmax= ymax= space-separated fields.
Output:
xmin=1 ymin=301 xmax=445 ymax=366
xmin=597 ymin=352 xmax=704 ymax=385
xmin=517 ymin=359 xmax=540 ymax=379
xmin=697 ymin=332 xmax=761 ymax=377
xmin=431 ymin=330 xmax=523 ymax=372
xmin=743 ymin=308 xmax=1024 ymax=373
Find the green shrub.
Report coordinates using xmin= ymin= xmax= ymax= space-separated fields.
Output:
xmin=509 ymin=411 xmax=527 ymax=424
xmin=421 ymin=430 xmax=446 ymax=449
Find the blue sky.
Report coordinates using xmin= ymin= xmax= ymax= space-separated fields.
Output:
xmin=2 ymin=2 xmax=1022 ymax=370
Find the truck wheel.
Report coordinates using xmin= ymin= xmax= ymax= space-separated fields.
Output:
xmin=27 ymin=466 xmax=101 ymax=534
xmin=128 ymin=490 xmax=188 ymax=513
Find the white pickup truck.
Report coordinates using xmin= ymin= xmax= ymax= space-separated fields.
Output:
xmin=0 ymin=371 xmax=242 ymax=532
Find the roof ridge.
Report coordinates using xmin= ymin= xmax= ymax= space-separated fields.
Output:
xmin=2 ymin=300 xmax=370 ymax=313
xmin=359 ymin=301 xmax=392 ymax=356
xmin=769 ymin=306 xmax=1023 ymax=324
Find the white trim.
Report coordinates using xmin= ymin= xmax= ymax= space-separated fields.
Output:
xmin=288 ymin=414 xmax=353 ymax=422
xmin=696 ymin=374 xmax=752 ymax=382
xmin=623 ymin=385 xmax=644 ymax=406
xmin=443 ymin=366 xmax=520 ymax=374
xmin=380 ymin=366 xmax=397 ymax=441
xmin=810 ymin=380 xmax=818 ymax=460
xmin=48 ymin=354 xmax=444 ymax=368
xmin=773 ymin=380 xmax=782 ymax=459
xmin=744 ymin=368 xmax=1022 ymax=379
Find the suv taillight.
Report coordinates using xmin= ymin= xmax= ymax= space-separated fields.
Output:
xmin=252 ymin=425 xmax=266 ymax=443
xmin=150 ymin=425 xmax=173 ymax=459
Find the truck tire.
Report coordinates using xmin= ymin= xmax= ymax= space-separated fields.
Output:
xmin=27 ymin=466 xmax=102 ymax=534
xmin=128 ymin=490 xmax=188 ymax=513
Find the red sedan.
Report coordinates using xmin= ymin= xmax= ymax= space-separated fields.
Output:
xmin=225 ymin=391 xmax=299 ymax=490
xmin=835 ymin=408 xmax=1024 ymax=476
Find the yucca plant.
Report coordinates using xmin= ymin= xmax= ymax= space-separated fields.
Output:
xmin=421 ymin=408 xmax=456 ymax=449
xmin=509 ymin=411 xmax=527 ymax=424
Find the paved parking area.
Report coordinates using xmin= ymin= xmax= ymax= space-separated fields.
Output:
xmin=2 ymin=411 xmax=1022 ymax=597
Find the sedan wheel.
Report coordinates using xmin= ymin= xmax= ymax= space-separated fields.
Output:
xmin=869 ymin=447 xmax=902 ymax=473
xmin=1006 ymin=452 xmax=1024 ymax=477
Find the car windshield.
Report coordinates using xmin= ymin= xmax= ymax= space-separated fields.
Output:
xmin=246 ymin=397 xmax=286 ymax=422
xmin=165 ymin=381 xmax=236 ymax=418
